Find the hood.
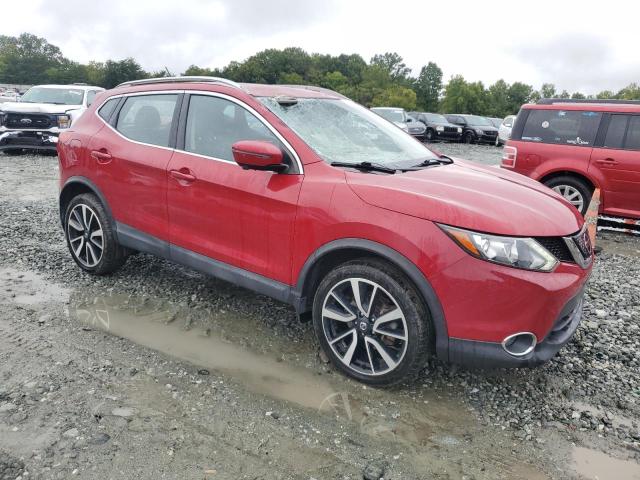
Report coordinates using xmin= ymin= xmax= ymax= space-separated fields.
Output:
xmin=470 ymin=124 xmax=498 ymax=132
xmin=0 ymin=102 xmax=81 ymax=114
xmin=346 ymin=158 xmax=583 ymax=237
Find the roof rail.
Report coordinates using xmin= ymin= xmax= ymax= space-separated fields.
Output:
xmin=115 ymin=76 xmax=242 ymax=89
xmin=537 ymin=98 xmax=640 ymax=105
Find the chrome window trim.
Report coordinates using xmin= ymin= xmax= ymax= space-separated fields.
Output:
xmin=93 ymin=89 xmax=304 ymax=173
xmin=180 ymin=91 xmax=303 ymax=174
xmin=93 ymin=90 xmax=183 ymax=153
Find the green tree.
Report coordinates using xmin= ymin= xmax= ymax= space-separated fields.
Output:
xmin=370 ymin=52 xmax=411 ymax=82
xmin=414 ymin=62 xmax=442 ymax=112
xmin=571 ymin=91 xmax=586 ymax=99
xmin=101 ymin=58 xmax=147 ymax=88
xmin=486 ymin=79 xmax=510 ymax=117
xmin=506 ymin=82 xmax=533 ymax=113
xmin=617 ymin=83 xmax=640 ymax=100
xmin=596 ymin=90 xmax=616 ymax=99
xmin=559 ymin=90 xmax=570 ymax=99
xmin=540 ymin=83 xmax=557 ymax=98
xmin=371 ymin=85 xmax=417 ymax=110
xmin=440 ymin=75 xmax=487 ymax=114
xmin=0 ymin=33 xmax=65 ymax=83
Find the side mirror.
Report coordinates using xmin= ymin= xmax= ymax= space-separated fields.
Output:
xmin=231 ymin=140 xmax=287 ymax=173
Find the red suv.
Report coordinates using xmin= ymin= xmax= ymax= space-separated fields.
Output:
xmin=502 ymin=99 xmax=640 ymax=218
xmin=57 ymin=77 xmax=593 ymax=385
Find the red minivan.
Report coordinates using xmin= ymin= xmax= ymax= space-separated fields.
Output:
xmin=502 ymin=99 xmax=640 ymax=218
xmin=57 ymin=78 xmax=593 ymax=385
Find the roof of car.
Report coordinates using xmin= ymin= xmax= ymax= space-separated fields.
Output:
xmin=523 ymin=101 xmax=640 ymax=113
xmin=371 ymin=107 xmax=404 ymax=110
xmin=32 ymin=84 xmax=104 ymax=91
xmin=240 ymin=83 xmax=344 ymax=99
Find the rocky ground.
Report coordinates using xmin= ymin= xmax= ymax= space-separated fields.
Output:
xmin=0 ymin=148 xmax=639 ymax=480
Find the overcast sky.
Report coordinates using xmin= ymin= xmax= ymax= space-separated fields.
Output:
xmin=4 ymin=0 xmax=638 ymax=94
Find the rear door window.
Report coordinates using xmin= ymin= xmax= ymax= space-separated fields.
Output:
xmin=521 ymin=110 xmax=602 ymax=146
xmin=115 ymin=94 xmax=178 ymax=147
xmin=624 ymin=116 xmax=640 ymax=150
xmin=98 ymin=98 xmax=119 ymax=121
xmin=603 ymin=114 xmax=629 ymax=149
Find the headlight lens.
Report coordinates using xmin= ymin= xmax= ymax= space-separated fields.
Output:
xmin=57 ymin=115 xmax=71 ymax=129
xmin=436 ymin=125 xmax=444 ymax=132
xmin=439 ymin=225 xmax=558 ymax=272
xmin=457 ymin=127 xmax=462 ymax=133
xmin=475 ymin=128 xmax=484 ymax=135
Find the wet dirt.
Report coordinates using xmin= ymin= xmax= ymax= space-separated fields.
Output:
xmin=572 ymin=447 xmax=640 ymax=480
xmin=1 ymin=150 xmax=639 ymax=479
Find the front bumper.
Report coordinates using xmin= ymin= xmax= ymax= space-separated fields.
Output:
xmin=477 ymin=133 xmax=498 ymax=144
xmin=436 ymin=130 xmax=462 ymax=141
xmin=0 ymin=130 xmax=59 ymax=151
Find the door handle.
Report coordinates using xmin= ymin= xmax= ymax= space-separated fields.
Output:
xmin=595 ymin=157 xmax=618 ymax=166
xmin=91 ymin=149 xmax=112 ymax=164
xmin=169 ymin=168 xmax=196 ymax=183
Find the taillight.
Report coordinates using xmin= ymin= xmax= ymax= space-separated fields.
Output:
xmin=501 ymin=146 xmax=517 ymax=168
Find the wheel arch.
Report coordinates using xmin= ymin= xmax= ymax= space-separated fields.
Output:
xmin=539 ymin=170 xmax=597 ymax=191
xmin=293 ymin=238 xmax=449 ymax=360
xmin=59 ymin=177 xmax=114 ymax=229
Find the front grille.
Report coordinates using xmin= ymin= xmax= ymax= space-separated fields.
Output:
xmin=5 ymin=113 xmax=52 ymax=129
xmin=444 ymin=126 xmax=458 ymax=133
xmin=483 ymin=130 xmax=497 ymax=136
xmin=535 ymin=237 xmax=574 ymax=263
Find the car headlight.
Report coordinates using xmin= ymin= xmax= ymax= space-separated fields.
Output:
xmin=439 ymin=225 xmax=558 ymax=272
xmin=475 ymin=128 xmax=484 ymax=135
xmin=57 ymin=115 xmax=71 ymax=129
xmin=436 ymin=125 xmax=444 ymax=132
xmin=457 ymin=127 xmax=462 ymax=133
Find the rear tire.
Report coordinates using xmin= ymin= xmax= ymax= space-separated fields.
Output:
xmin=543 ymin=176 xmax=592 ymax=215
xmin=462 ymin=132 xmax=475 ymax=144
xmin=312 ymin=259 xmax=432 ymax=386
xmin=64 ymin=193 xmax=127 ymax=275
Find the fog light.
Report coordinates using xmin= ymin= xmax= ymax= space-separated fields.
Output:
xmin=58 ymin=115 xmax=71 ymax=129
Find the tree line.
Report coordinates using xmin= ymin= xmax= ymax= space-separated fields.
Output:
xmin=1 ymin=33 xmax=639 ymax=118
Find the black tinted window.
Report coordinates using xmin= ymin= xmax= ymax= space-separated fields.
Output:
xmin=184 ymin=95 xmax=282 ymax=162
xmin=521 ymin=110 xmax=601 ymax=146
xmin=625 ymin=116 xmax=640 ymax=150
xmin=116 ymin=94 xmax=178 ymax=147
xmin=604 ymin=115 xmax=629 ymax=149
xmin=98 ymin=98 xmax=119 ymax=121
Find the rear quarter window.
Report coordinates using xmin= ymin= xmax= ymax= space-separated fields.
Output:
xmin=521 ymin=110 xmax=602 ymax=146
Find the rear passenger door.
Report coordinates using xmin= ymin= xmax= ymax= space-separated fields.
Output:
xmin=167 ymin=93 xmax=303 ymax=284
xmin=591 ymin=114 xmax=640 ymax=217
xmin=89 ymin=92 xmax=180 ymax=244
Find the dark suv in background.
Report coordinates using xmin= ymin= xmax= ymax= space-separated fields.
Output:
xmin=409 ymin=112 xmax=462 ymax=142
xmin=445 ymin=114 xmax=499 ymax=144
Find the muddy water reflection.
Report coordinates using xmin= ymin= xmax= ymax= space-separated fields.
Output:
xmin=572 ymin=447 xmax=640 ymax=480
xmin=71 ymin=292 xmax=474 ymax=448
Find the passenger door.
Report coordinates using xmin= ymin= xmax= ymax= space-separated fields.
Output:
xmin=591 ymin=114 xmax=640 ymax=217
xmin=88 ymin=93 xmax=180 ymax=243
xmin=167 ymin=93 xmax=303 ymax=284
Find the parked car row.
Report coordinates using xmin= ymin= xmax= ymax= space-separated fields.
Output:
xmin=0 ymin=83 xmax=104 ymax=152
xmin=372 ymin=107 xmax=516 ymax=146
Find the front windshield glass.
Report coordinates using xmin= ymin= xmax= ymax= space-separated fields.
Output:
xmin=426 ymin=113 xmax=449 ymax=123
xmin=372 ymin=108 xmax=405 ymax=123
xmin=21 ymin=87 xmax=84 ymax=105
xmin=259 ymin=98 xmax=438 ymax=167
xmin=465 ymin=115 xmax=492 ymax=126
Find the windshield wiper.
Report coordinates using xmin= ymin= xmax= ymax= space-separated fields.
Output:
xmin=411 ymin=155 xmax=454 ymax=168
xmin=330 ymin=161 xmax=397 ymax=174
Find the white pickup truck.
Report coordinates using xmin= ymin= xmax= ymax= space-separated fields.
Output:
xmin=0 ymin=84 xmax=104 ymax=153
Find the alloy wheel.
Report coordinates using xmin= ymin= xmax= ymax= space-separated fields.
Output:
xmin=321 ymin=278 xmax=408 ymax=376
xmin=67 ymin=204 xmax=104 ymax=268
xmin=552 ymin=185 xmax=584 ymax=212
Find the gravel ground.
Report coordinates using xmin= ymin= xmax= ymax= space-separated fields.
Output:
xmin=0 ymin=149 xmax=639 ymax=479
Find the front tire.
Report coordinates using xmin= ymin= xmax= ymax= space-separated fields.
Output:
xmin=64 ymin=193 xmax=127 ymax=275
xmin=425 ymin=129 xmax=435 ymax=142
xmin=312 ymin=260 xmax=432 ymax=386
xmin=462 ymin=132 xmax=475 ymax=144
xmin=543 ymin=176 xmax=592 ymax=215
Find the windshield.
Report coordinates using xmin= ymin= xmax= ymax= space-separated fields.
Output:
xmin=426 ymin=113 xmax=449 ymax=123
xmin=20 ymin=87 xmax=84 ymax=105
xmin=465 ymin=115 xmax=492 ymax=126
xmin=259 ymin=98 xmax=438 ymax=167
xmin=371 ymin=108 xmax=406 ymax=123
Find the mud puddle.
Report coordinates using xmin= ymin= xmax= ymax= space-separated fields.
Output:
xmin=70 ymin=292 xmax=477 ymax=447
xmin=0 ymin=267 xmax=69 ymax=305
xmin=573 ymin=447 xmax=640 ymax=480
